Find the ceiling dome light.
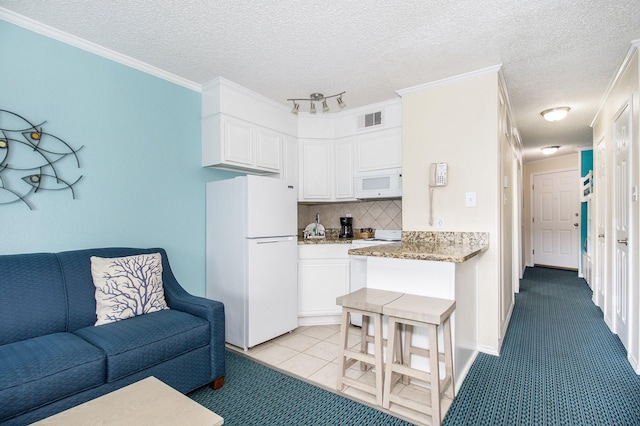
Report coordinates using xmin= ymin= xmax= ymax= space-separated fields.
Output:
xmin=541 ymin=107 xmax=570 ymax=122
xmin=541 ymin=145 xmax=560 ymax=155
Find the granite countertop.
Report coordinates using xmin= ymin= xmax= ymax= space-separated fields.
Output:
xmin=298 ymin=237 xmax=353 ymax=245
xmin=297 ymin=227 xmax=359 ymax=245
xmin=347 ymin=231 xmax=489 ymax=263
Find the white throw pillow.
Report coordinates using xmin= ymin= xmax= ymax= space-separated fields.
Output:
xmin=91 ymin=253 xmax=169 ymax=326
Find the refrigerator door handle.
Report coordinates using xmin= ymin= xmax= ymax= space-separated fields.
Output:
xmin=251 ymin=236 xmax=295 ymax=244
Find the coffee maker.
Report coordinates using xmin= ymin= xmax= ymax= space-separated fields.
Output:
xmin=339 ymin=216 xmax=354 ymax=239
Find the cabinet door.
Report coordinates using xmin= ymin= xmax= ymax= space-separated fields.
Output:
xmin=335 ymin=138 xmax=354 ymax=199
xmin=282 ymin=135 xmax=298 ymax=186
xmin=223 ymin=117 xmax=254 ymax=166
xmin=354 ymin=127 xmax=402 ymax=172
xmin=300 ymin=140 xmax=332 ymax=200
xmin=255 ymin=127 xmax=282 ymax=171
xmin=298 ymin=259 xmax=350 ymax=317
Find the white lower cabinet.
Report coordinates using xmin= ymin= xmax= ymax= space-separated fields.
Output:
xmin=298 ymin=244 xmax=350 ymax=325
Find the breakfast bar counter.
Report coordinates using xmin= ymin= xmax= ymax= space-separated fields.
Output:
xmin=347 ymin=231 xmax=488 ymax=262
xmin=349 ymin=231 xmax=488 ymax=391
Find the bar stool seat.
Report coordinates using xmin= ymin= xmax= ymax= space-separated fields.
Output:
xmin=336 ymin=288 xmax=403 ymax=405
xmin=382 ymin=294 xmax=456 ymax=426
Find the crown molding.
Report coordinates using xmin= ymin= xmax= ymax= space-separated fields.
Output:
xmin=395 ymin=64 xmax=502 ymax=97
xmin=0 ymin=8 xmax=201 ymax=92
xmin=203 ymin=77 xmax=291 ymax=113
xmin=590 ymin=40 xmax=640 ymax=127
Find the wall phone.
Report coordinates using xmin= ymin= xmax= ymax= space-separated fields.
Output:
xmin=430 ymin=162 xmax=448 ymax=187
xmin=428 ymin=162 xmax=447 ymax=226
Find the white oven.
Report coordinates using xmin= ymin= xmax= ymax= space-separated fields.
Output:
xmin=349 ymin=230 xmax=401 ymax=326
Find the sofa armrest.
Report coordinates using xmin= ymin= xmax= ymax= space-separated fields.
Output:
xmin=156 ymin=249 xmax=225 ymax=384
xmin=167 ymin=291 xmax=225 ymax=383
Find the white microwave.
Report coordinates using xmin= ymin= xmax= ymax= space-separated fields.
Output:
xmin=354 ymin=168 xmax=402 ymax=199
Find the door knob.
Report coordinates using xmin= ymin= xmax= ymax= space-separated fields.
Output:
xmin=617 ymin=238 xmax=628 ymax=246
xmin=598 ymin=234 xmax=605 ymax=238
xmin=573 ymin=223 xmax=579 ymax=227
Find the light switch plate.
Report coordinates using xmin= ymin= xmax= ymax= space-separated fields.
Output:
xmin=465 ymin=192 xmax=477 ymax=207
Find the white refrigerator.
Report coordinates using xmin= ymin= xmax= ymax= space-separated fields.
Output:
xmin=206 ymin=175 xmax=298 ymax=350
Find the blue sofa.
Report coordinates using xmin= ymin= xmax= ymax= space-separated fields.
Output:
xmin=0 ymin=247 xmax=225 ymax=425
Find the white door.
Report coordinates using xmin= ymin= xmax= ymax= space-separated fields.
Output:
xmin=595 ymin=137 xmax=606 ymax=309
xmin=613 ymin=100 xmax=631 ymax=349
xmin=532 ymin=170 xmax=580 ymax=269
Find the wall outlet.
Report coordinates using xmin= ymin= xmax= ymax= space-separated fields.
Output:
xmin=436 ymin=217 xmax=445 ymax=229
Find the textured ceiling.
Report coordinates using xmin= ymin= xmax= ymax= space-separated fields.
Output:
xmin=1 ymin=1 xmax=639 ymax=161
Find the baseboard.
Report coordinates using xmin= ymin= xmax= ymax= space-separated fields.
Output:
xmin=604 ymin=316 xmax=614 ymax=331
xmin=628 ymin=351 xmax=640 ymax=374
xmin=298 ymin=315 xmax=341 ymax=326
xmin=455 ymin=349 xmax=479 ymax=393
xmin=476 ymin=344 xmax=500 ymax=356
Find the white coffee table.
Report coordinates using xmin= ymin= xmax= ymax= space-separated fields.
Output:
xmin=32 ymin=376 xmax=223 ymax=425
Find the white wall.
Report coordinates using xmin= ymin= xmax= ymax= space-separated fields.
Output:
xmin=400 ymin=69 xmax=504 ymax=353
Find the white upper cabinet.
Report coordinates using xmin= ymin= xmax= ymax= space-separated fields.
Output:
xmin=297 ymin=99 xmax=400 ymax=202
xmin=300 ymin=139 xmax=332 ymax=200
xmin=255 ymin=126 xmax=282 ymax=171
xmin=201 ymin=78 xmax=297 ymax=175
xmin=354 ymin=127 xmax=402 ymax=173
xmin=335 ymin=138 xmax=354 ymax=199
xmin=201 ymin=78 xmax=401 ymax=194
xmin=281 ymin=135 xmax=298 ymax=187
xmin=222 ymin=115 xmax=253 ymax=166
xmin=299 ymin=138 xmax=354 ymax=202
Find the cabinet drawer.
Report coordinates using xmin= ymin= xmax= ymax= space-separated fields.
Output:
xmin=298 ymin=244 xmax=350 ymax=260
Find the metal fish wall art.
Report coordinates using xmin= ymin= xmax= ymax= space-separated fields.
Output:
xmin=0 ymin=109 xmax=83 ymax=209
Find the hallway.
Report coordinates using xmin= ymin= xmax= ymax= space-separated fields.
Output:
xmin=443 ymin=267 xmax=640 ymax=425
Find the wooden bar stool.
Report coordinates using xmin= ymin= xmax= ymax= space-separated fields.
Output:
xmin=335 ymin=288 xmax=403 ymax=405
xmin=382 ymin=294 xmax=456 ymax=426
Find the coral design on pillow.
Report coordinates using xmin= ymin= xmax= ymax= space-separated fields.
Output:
xmin=91 ymin=253 xmax=169 ymax=326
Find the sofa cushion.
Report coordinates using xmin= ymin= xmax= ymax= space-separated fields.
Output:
xmin=74 ymin=309 xmax=209 ymax=382
xmin=91 ymin=253 xmax=169 ymax=325
xmin=0 ymin=253 xmax=67 ymax=346
xmin=0 ymin=332 xmax=106 ymax=422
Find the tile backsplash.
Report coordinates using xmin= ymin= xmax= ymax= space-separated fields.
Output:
xmin=298 ymin=199 xmax=402 ymax=231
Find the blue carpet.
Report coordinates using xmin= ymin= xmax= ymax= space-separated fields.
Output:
xmin=443 ymin=267 xmax=640 ymax=425
xmin=189 ymin=349 xmax=412 ymax=425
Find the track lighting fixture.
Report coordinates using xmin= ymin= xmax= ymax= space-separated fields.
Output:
xmin=287 ymin=92 xmax=346 ymax=114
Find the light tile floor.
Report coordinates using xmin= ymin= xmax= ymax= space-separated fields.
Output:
xmin=227 ymin=324 xmax=449 ymax=425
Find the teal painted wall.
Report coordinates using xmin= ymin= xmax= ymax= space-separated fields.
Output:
xmin=581 ymin=149 xmax=593 ymax=254
xmin=0 ymin=20 xmax=238 ymax=296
